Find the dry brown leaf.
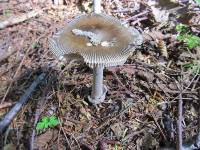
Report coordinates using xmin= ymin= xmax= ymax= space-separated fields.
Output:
xmin=136 ymin=70 xmax=155 ymax=83
xmin=110 ymin=122 xmax=126 ymax=139
xmin=150 ymin=5 xmax=169 ymax=23
xmin=34 ymin=130 xmax=58 ymax=149
xmin=79 ymin=107 xmax=91 ymax=121
xmin=143 ymin=30 xmax=165 ymax=41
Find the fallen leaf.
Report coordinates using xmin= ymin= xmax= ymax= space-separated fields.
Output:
xmin=34 ymin=130 xmax=58 ymax=149
xmin=111 ymin=122 xmax=126 ymax=140
xmin=136 ymin=70 xmax=155 ymax=82
xmin=150 ymin=4 xmax=169 ymax=23
xmin=79 ymin=107 xmax=91 ymax=121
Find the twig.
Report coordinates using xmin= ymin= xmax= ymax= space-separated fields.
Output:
xmin=0 ymin=9 xmax=43 ymax=30
xmin=0 ymin=73 xmax=46 ymax=133
xmin=112 ymin=72 xmax=134 ymax=96
xmin=126 ymin=10 xmax=149 ymax=21
xmin=122 ymin=129 xmax=145 ymax=143
xmin=194 ymin=86 xmax=200 ymax=148
xmin=184 ymin=78 xmax=200 ymax=149
xmin=131 ymin=16 xmax=148 ymax=25
xmin=176 ymin=77 xmax=183 ymax=150
xmin=95 ymin=102 xmax=135 ymax=131
xmin=59 ymin=118 xmax=72 ymax=150
xmin=170 ymin=72 xmax=199 ymax=104
xmin=152 ymin=113 xmax=167 ymax=140
xmin=177 ymin=91 xmax=183 ymax=150
xmin=112 ymin=8 xmax=133 ymax=13
xmin=0 ymin=102 xmax=14 ymax=110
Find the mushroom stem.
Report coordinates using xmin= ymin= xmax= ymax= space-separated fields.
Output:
xmin=88 ymin=65 xmax=107 ymax=104
xmin=92 ymin=66 xmax=104 ymax=99
xmin=93 ymin=0 xmax=101 ymax=14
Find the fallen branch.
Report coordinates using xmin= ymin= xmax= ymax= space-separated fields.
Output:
xmin=0 ymin=73 xmax=46 ymax=133
xmin=0 ymin=9 xmax=43 ymax=30
xmin=30 ymin=72 xmax=54 ymax=150
xmin=177 ymin=87 xmax=183 ymax=150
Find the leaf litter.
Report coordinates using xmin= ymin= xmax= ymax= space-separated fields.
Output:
xmin=0 ymin=0 xmax=200 ymax=149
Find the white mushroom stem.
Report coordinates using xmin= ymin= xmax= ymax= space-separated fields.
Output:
xmin=92 ymin=66 xmax=104 ymax=99
xmin=88 ymin=66 xmax=107 ymax=104
xmin=94 ymin=0 xmax=101 ymax=14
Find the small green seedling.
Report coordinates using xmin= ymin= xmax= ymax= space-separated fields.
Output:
xmin=176 ymin=24 xmax=200 ymax=49
xmin=36 ymin=116 xmax=59 ymax=131
xmin=176 ymin=24 xmax=188 ymax=34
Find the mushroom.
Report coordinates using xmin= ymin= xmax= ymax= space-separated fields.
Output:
xmin=49 ymin=13 xmax=143 ymax=104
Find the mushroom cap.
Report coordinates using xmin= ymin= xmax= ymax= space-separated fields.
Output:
xmin=49 ymin=13 xmax=142 ymax=67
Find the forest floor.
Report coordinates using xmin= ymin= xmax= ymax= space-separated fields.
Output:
xmin=0 ymin=0 xmax=200 ymax=149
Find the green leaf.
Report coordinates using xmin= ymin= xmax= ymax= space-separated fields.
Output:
xmin=49 ymin=116 xmax=59 ymax=127
xmin=183 ymin=63 xmax=194 ymax=69
xmin=176 ymin=24 xmax=188 ymax=34
xmin=36 ymin=122 xmax=45 ymax=130
xmin=41 ymin=117 xmax=49 ymax=124
xmin=36 ymin=116 xmax=59 ymax=130
xmin=177 ymin=34 xmax=185 ymax=41
xmin=186 ymin=35 xmax=200 ymax=49
xmin=183 ymin=62 xmax=200 ymax=75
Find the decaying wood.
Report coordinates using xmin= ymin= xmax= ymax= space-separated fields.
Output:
xmin=0 ymin=73 xmax=46 ymax=133
xmin=0 ymin=9 xmax=43 ymax=30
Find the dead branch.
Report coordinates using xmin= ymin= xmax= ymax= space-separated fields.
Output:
xmin=0 ymin=9 xmax=43 ymax=30
xmin=177 ymin=86 xmax=183 ymax=150
xmin=30 ymin=72 xmax=53 ymax=150
xmin=126 ymin=10 xmax=149 ymax=22
xmin=0 ymin=73 xmax=46 ymax=134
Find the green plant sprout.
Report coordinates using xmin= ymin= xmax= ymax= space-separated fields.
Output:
xmin=176 ymin=24 xmax=200 ymax=49
xmin=36 ymin=116 xmax=59 ymax=131
xmin=183 ymin=61 xmax=200 ymax=75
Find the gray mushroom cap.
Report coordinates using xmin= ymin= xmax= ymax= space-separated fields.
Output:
xmin=49 ymin=13 xmax=143 ymax=67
